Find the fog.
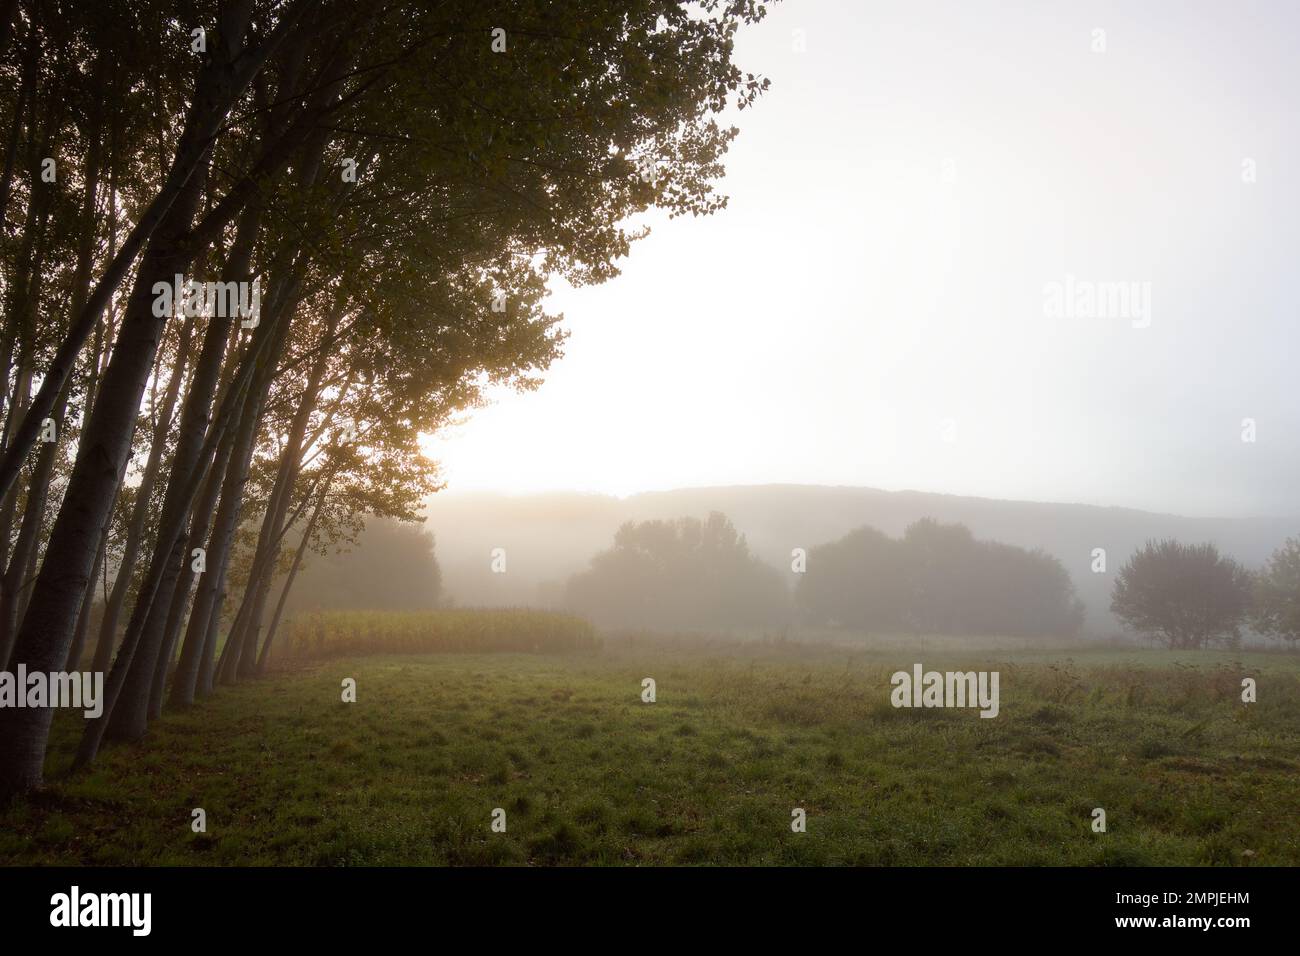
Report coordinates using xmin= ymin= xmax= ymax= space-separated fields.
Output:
xmin=423 ymin=0 xmax=1300 ymax=518
xmin=420 ymin=485 xmax=1295 ymax=636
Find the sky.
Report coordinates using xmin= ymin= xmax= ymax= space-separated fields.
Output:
xmin=421 ymin=0 xmax=1300 ymax=518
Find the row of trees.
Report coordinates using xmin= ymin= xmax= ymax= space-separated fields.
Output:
xmin=1111 ymin=537 xmax=1300 ymax=649
xmin=0 ymin=0 xmax=773 ymax=795
xmin=563 ymin=514 xmax=1086 ymax=636
xmin=562 ymin=516 xmax=1300 ymax=650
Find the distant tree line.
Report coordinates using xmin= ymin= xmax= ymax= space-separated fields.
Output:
xmin=563 ymin=513 xmax=1086 ymax=637
xmin=562 ymin=515 xmax=1300 ymax=651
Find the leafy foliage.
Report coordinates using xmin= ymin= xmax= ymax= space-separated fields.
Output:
xmin=1110 ymin=539 xmax=1253 ymax=649
xmin=797 ymin=519 xmax=1085 ymax=637
xmin=1251 ymin=536 xmax=1300 ymax=646
xmin=565 ymin=511 xmax=788 ymax=630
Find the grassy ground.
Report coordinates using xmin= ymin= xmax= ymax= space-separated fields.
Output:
xmin=2 ymin=638 xmax=1298 ymax=865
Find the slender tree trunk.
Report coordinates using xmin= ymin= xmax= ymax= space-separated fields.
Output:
xmin=216 ymin=276 xmax=310 ymax=684
xmin=229 ymin=305 xmax=338 ymax=678
xmin=105 ymin=199 xmax=262 ymax=739
xmin=65 ymin=528 xmax=108 ymax=670
xmin=148 ymin=404 xmax=238 ymax=717
xmin=0 ymin=358 xmax=32 ymax=632
xmin=90 ymin=321 xmax=192 ymax=674
xmin=2 ymin=84 xmax=105 ymax=664
xmin=170 ymin=386 xmax=262 ymax=707
xmin=0 ymin=385 xmax=67 ymax=669
xmin=195 ymin=576 xmax=228 ymax=698
xmin=72 ymin=253 xmax=299 ymax=767
xmin=65 ymin=134 xmax=119 ymax=675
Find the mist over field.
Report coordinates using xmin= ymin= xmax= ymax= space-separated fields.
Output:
xmin=422 ymin=485 xmax=1296 ymax=636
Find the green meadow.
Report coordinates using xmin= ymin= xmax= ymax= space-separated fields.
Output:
xmin=2 ymin=622 xmax=1297 ymax=866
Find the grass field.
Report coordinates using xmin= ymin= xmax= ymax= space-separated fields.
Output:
xmin=2 ymin=630 xmax=1298 ymax=866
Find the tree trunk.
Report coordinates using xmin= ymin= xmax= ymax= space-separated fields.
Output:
xmin=148 ymin=403 xmax=238 ymax=717
xmin=72 ymin=251 xmax=300 ymax=768
xmin=90 ymin=321 xmax=192 ymax=674
xmin=104 ymin=198 xmax=262 ymax=739
xmin=228 ymin=304 xmax=338 ymax=678
xmin=65 ymin=527 xmax=108 ymax=670
xmin=0 ymin=144 xmax=214 ymax=794
xmin=215 ymin=276 xmax=309 ymax=684
xmin=0 ymin=385 xmax=68 ymax=670
xmin=169 ymin=384 xmax=263 ymax=707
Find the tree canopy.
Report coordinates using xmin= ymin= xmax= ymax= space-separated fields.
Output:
xmin=565 ymin=511 xmax=788 ymax=630
xmin=797 ymin=519 xmax=1085 ymax=638
xmin=1110 ymin=539 xmax=1252 ymax=649
xmin=1252 ymin=537 xmax=1300 ymax=647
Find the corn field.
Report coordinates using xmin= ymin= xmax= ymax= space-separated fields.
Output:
xmin=280 ymin=609 xmax=601 ymax=659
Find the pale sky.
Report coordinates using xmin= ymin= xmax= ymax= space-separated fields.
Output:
xmin=421 ymin=0 xmax=1300 ymax=518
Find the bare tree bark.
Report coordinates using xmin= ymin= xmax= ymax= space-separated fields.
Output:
xmin=104 ymin=199 xmax=264 ymax=740
xmin=72 ymin=254 xmax=301 ymax=768
xmin=169 ymin=383 xmax=262 ymax=707
xmin=147 ymin=393 xmax=239 ymax=718
xmin=227 ymin=302 xmax=339 ymax=678
xmin=0 ymin=385 xmax=67 ymax=669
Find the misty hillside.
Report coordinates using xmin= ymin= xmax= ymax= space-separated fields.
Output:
xmin=424 ymin=485 xmax=1298 ymax=634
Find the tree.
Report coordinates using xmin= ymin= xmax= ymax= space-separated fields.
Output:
xmin=283 ymin=517 xmax=442 ymax=614
xmin=566 ymin=512 xmax=788 ymax=630
xmin=1251 ymin=536 xmax=1300 ymax=647
xmin=794 ymin=526 xmax=907 ymax=631
xmin=796 ymin=519 xmax=1084 ymax=638
xmin=1110 ymin=539 xmax=1252 ymax=649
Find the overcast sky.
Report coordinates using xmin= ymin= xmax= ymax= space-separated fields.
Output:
xmin=421 ymin=0 xmax=1300 ymax=518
